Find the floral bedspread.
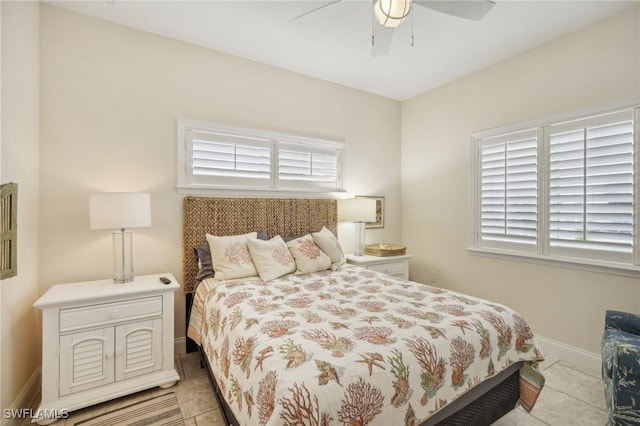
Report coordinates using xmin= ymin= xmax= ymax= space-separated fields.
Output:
xmin=187 ymin=265 xmax=544 ymax=425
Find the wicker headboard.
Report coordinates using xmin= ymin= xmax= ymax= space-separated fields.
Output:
xmin=182 ymin=197 xmax=338 ymax=292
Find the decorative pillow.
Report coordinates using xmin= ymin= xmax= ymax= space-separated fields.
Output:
xmin=194 ymin=230 xmax=267 ymax=283
xmin=247 ymin=236 xmax=296 ymax=281
xmin=193 ymin=244 xmax=215 ymax=283
xmin=312 ymin=226 xmax=345 ymax=270
xmin=207 ymin=232 xmax=259 ymax=280
xmin=286 ymin=234 xmax=331 ymax=275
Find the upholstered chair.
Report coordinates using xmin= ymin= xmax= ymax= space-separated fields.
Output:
xmin=602 ymin=310 xmax=640 ymax=425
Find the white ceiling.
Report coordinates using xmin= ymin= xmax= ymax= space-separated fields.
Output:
xmin=50 ymin=0 xmax=638 ymax=100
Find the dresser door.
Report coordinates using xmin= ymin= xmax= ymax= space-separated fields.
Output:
xmin=115 ymin=318 xmax=162 ymax=381
xmin=59 ymin=328 xmax=115 ymax=396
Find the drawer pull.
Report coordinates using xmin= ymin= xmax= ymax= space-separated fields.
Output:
xmin=110 ymin=312 xmax=118 ymax=319
xmin=115 ymin=348 xmax=123 ymax=356
xmin=105 ymin=350 xmax=114 ymax=359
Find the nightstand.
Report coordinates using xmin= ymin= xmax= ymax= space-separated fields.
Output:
xmin=345 ymin=253 xmax=412 ymax=280
xmin=33 ymin=273 xmax=181 ymax=424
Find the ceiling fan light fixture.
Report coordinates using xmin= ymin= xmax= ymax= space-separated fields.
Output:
xmin=373 ymin=0 xmax=412 ymax=29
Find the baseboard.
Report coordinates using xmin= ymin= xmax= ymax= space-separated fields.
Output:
xmin=174 ymin=337 xmax=187 ymax=355
xmin=1 ymin=368 xmax=41 ymax=426
xmin=535 ymin=334 xmax=601 ymax=376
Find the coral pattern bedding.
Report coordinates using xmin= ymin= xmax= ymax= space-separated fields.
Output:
xmin=187 ymin=265 xmax=544 ymax=426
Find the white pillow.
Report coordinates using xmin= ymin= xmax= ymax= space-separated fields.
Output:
xmin=286 ymin=234 xmax=331 ymax=275
xmin=247 ymin=236 xmax=296 ymax=281
xmin=207 ymin=232 xmax=258 ymax=280
xmin=312 ymin=226 xmax=345 ymax=270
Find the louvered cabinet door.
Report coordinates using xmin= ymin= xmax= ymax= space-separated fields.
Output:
xmin=59 ymin=328 xmax=115 ymax=396
xmin=115 ymin=318 xmax=162 ymax=381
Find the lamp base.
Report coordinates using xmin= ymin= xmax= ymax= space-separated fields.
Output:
xmin=113 ymin=230 xmax=134 ymax=284
xmin=354 ymin=221 xmax=366 ymax=256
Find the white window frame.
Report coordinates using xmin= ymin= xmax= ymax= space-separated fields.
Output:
xmin=469 ymin=98 xmax=640 ymax=276
xmin=177 ymin=119 xmax=346 ymax=195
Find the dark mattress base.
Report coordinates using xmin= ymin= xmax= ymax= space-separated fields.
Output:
xmin=193 ymin=340 xmax=520 ymax=426
xmin=432 ymin=370 xmax=519 ymax=425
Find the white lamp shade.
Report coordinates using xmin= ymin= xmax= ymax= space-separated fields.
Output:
xmin=338 ymin=198 xmax=377 ymax=223
xmin=90 ymin=192 xmax=151 ymax=230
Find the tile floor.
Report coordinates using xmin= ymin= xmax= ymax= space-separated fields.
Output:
xmin=24 ymin=352 xmax=608 ymax=426
xmin=494 ymin=356 xmax=608 ymax=426
xmin=23 ymin=352 xmax=226 ymax=426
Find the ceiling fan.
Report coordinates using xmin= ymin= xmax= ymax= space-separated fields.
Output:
xmin=290 ymin=0 xmax=495 ymax=56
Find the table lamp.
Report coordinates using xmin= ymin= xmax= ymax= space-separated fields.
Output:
xmin=338 ymin=198 xmax=376 ymax=256
xmin=90 ymin=192 xmax=151 ymax=283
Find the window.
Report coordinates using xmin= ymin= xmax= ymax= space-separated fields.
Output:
xmin=278 ymin=141 xmax=341 ymax=189
xmin=548 ymin=110 xmax=634 ymax=263
xmin=470 ymin=103 xmax=639 ymax=272
xmin=479 ymin=129 xmax=538 ymax=251
xmin=177 ymin=119 xmax=345 ymax=193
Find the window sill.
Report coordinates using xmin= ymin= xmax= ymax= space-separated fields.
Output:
xmin=468 ymin=247 xmax=640 ymax=279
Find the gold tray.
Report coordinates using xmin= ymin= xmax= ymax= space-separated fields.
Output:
xmin=364 ymin=243 xmax=406 ymax=257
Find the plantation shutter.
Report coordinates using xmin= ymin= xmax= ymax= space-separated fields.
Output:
xmin=1 ymin=183 xmax=17 ymax=279
xmin=479 ymin=129 xmax=538 ymax=250
xmin=548 ymin=109 xmax=634 ymax=260
xmin=277 ymin=141 xmax=341 ymax=190
xmin=178 ymin=119 xmax=346 ymax=192
xmin=188 ymin=129 xmax=272 ymax=187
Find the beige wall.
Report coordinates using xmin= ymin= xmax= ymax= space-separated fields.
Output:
xmin=5 ymin=0 xmax=638 ymax=408
xmin=1 ymin=0 xmax=4 ymax=411
xmin=39 ymin=5 xmax=401 ymax=345
xmin=401 ymin=7 xmax=640 ymax=354
xmin=1 ymin=1 xmax=40 ymax=414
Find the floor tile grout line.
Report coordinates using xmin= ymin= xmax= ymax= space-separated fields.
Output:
xmin=545 ymin=359 xmax=600 ymax=376
xmin=544 ymin=382 xmax=607 ymax=413
xmin=557 ymin=361 xmax=602 ymax=380
xmin=515 ymin=405 xmax=553 ymax=426
xmin=541 ymin=360 xmax=563 ymax=373
xmin=529 ymin=412 xmax=553 ymax=426
xmin=194 ymin=409 xmax=220 ymax=425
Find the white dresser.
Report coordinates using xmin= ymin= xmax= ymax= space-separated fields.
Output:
xmin=33 ymin=274 xmax=180 ymax=424
xmin=345 ymin=254 xmax=412 ymax=280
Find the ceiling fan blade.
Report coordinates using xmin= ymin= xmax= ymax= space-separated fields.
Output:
xmin=414 ymin=0 xmax=495 ymax=21
xmin=288 ymin=1 xmax=343 ymax=22
xmin=372 ymin=26 xmax=394 ymax=57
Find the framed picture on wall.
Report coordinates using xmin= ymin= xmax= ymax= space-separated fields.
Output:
xmin=357 ymin=195 xmax=384 ymax=229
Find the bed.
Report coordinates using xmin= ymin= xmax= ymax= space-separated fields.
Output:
xmin=183 ymin=197 xmax=545 ymax=426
